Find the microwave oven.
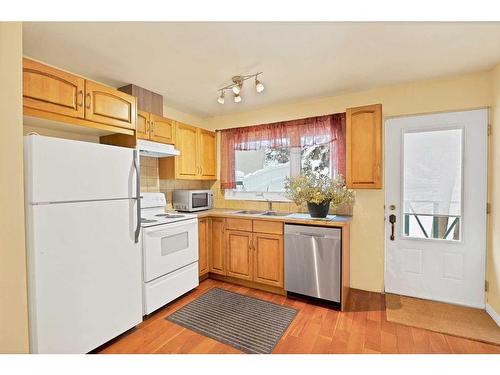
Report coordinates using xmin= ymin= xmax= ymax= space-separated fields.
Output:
xmin=172 ymin=190 xmax=214 ymax=212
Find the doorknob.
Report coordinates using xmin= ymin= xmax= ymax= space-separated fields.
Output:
xmin=389 ymin=214 xmax=396 ymax=241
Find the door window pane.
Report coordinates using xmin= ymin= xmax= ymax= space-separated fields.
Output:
xmin=403 ymin=129 xmax=462 ymax=240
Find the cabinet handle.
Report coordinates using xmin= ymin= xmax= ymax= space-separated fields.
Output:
xmin=77 ymin=90 xmax=83 ymax=107
xmin=249 ymin=238 xmax=252 ymax=250
xmin=85 ymin=93 xmax=91 ymax=109
xmin=151 ymin=121 xmax=155 ymax=133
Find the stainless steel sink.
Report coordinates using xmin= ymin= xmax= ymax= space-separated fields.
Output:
xmin=260 ymin=211 xmax=290 ymax=217
xmin=233 ymin=210 xmax=265 ymax=215
xmin=233 ymin=210 xmax=290 ymax=217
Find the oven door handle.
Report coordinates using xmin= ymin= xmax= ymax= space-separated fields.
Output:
xmin=133 ymin=149 xmax=141 ymax=244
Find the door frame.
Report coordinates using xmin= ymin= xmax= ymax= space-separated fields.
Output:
xmin=383 ymin=108 xmax=489 ymax=307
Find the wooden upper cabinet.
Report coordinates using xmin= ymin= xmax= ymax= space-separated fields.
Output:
xmin=253 ymin=233 xmax=283 ymax=287
xmin=346 ymin=104 xmax=382 ymax=189
xmin=23 ymin=58 xmax=85 ymax=118
xmin=84 ymin=80 xmax=136 ymax=130
xmin=198 ymin=217 xmax=210 ymax=276
xmin=209 ymin=218 xmax=226 ymax=275
xmin=136 ymin=110 xmax=150 ymax=140
xmin=159 ymin=124 xmax=217 ymax=180
xmin=198 ymin=129 xmax=217 ymax=179
xmin=226 ymin=230 xmax=253 ymax=281
xmin=175 ymin=122 xmax=199 ymax=177
xmin=150 ymin=114 xmax=175 ymax=144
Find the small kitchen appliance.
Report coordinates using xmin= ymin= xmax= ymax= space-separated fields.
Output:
xmin=172 ymin=189 xmax=214 ymax=212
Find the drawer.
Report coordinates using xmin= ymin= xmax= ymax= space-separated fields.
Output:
xmin=253 ymin=220 xmax=283 ymax=235
xmin=143 ymin=262 xmax=199 ymax=315
xmin=226 ymin=218 xmax=252 ymax=232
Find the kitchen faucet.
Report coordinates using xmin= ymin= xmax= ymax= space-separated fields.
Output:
xmin=255 ymin=191 xmax=273 ymax=212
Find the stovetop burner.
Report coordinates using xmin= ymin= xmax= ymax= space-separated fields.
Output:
xmin=155 ymin=213 xmax=185 ymax=219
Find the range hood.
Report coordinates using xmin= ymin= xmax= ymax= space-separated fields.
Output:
xmin=137 ymin=139 xmax=180 ymax=158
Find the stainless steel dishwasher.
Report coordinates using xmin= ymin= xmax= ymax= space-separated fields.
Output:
xmin=284 ymin=224 xmax=341 ymax=303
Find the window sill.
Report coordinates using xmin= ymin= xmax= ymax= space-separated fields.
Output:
xmin=224 ymin=190 xmax=292 ymax=202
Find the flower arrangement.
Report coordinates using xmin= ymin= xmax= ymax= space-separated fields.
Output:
xmin=284 ymin=173 xmax=355 ymax=217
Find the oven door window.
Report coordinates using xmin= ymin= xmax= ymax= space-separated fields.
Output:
xmin=192 ymin=193 xmax=208 ymax=208
xmin=161 ymin=232 xmax=189 ymax=256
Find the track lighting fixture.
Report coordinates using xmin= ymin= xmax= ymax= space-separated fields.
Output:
xmin=255 ymin=77 xmax=265 ymax=93
xmin=217 ymin=91 xmax=225 ymax=104
xmin=217 ymin=72 xmax=264 ymax=104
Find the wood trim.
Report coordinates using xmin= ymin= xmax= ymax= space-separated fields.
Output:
xmin=340 ymin=224 xmax=350 ymax=311
xmin=346 ymin=103 xmax=382 ymax=189
xmin=208 ymin=273 xmax=287 ymax=296
xmin=100 ymin=133 xmax=137 ymax=148
xmin=24 ymin=107 xmax=135 ymax=136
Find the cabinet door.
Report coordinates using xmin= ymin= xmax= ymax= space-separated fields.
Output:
xmin=23 ymin=58 xmax=85 ymax=118
xmin=150 ymin=114 xmax=175 ymax=144
xmin=209 ymin=218 xmax=226 ymax=275
xmin=346 ymin=104 xmax=382 ymax=189
xmin=253 ymin=233 xmax=283 ymax=287
xmin=85 ymin=80 xmax=137 ymax=130
xmin=136 ymin=111 xmax=150 ymax=140
xmin=198 ymin=129 xmax=217 ymax=179
xmin=226 ymin=230 xmax=253 ymax=281
xmin=175 ymin=122 xmax=199 ymax=178
xmin=198 ymin=217 xmax=210 ymax=276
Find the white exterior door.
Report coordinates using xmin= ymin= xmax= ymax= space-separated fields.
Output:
xmin=384 ymin=109 xmax=487 ymax=308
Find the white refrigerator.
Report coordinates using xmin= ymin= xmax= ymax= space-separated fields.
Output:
xmin=24 ymin=135 xmax=143 ymax=354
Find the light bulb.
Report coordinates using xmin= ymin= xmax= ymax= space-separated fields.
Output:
xmin=255 ymin=79 xmax=264 ymax=93
xmin=234 ymin=94 xmax=242 ymax=103
xmin=232 ymin=85 xmax=241 ymax=95
xmin=217 ymin=91 xmax=225 ymax=104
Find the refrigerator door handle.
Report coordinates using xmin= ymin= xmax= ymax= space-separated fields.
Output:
xmin=133 ymin=149 xmax=141 ymax=243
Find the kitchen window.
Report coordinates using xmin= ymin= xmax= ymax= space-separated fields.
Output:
xmin=221 ymin=113 xmax=346 ymax=201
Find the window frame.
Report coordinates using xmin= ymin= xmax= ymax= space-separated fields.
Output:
xmin=225 ymin=145 xmax=330 ymax=202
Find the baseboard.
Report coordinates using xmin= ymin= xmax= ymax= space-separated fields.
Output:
xmin=486 ymin=303 xmax=500 ymax=327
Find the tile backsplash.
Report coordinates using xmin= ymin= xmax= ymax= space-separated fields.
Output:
xmin=140 ymin=156 xmax=214 ymax=209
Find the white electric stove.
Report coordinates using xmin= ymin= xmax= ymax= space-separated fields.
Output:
xmin=140 ymin=193 xmax=199 ymax=315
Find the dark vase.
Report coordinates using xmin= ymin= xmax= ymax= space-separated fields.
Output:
xmin=307 ymin=200 xmax=331 ymax=218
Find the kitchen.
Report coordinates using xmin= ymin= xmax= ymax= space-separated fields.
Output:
xmin=2 ymin=18 xmax=500 ymax=364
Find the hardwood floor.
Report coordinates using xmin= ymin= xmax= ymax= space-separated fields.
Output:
xmin=97 ymin=279 xmax=500 ymax=354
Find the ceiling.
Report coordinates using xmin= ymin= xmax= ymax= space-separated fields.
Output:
xmin=23 ymin=22 xmax=500 ymax=118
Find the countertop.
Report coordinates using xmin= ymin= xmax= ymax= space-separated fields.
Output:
xmin=192 ymin=208 xmax=351 ymax=228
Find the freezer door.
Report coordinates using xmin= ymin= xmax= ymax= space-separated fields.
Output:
xmin=24 ymin=135 xmax=137 ymax=203
xmin=26 ymin=199 xmax=142 ymax=353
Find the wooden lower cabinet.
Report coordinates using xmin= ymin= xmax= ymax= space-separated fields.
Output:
xmin=226 ymin=230 xmax=253 ymax=281
xmin=198 ymin=217 xmax=210 ymax=276
xmin=209 ymin=217 xmax=226 ymax=275
xmin=201 ymin=217 xmax=284 ymax=289
xmin=253 ymin=233 xmax=284 ymax=287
